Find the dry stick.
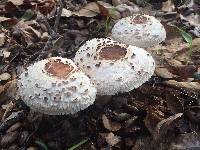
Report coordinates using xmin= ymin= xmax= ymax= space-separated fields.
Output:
xmin=31 ymin=0 xmax=64 ymax=60
xmin=54 ymin=0 xmax=65 ymax=33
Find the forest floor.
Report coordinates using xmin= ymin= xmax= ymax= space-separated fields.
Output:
xmin=0 ymin=0 xmax=200 ymax=150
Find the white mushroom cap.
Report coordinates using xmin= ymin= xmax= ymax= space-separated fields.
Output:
xmin=74 ymin=38 xmax=155 ymax=95
xmin=17 ymin=57 xmax=97 ymax=115
xmin=111 ymin=14 xmax=166 ymax=48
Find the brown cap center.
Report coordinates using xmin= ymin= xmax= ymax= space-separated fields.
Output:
xmin=45 ymin=59 xmax=74 ymax=79
xmin=132 ymin=15 xmax=147 ymax=24
xmin=99 ymin=45 xmax=127 ymax=60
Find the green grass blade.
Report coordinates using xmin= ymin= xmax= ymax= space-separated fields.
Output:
xmin=68 ymin=138 xmax=89 ymax=150
xmin=21 ymin=9 xmax=34 ymax=21
xmin=35 ymin=140 xmax=48 ymax=150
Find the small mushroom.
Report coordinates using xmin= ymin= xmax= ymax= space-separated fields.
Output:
xmin=74 ymin=38 xmax=155 ymax=95
xmin=111 ymin=14 xmax=166 ymax=48
xmin=17 ymin=57 xmax=97 ymax=115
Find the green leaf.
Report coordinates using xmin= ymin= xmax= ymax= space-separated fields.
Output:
xmin=68 ymin=138 xmax=89 ymax=150
xmin=0 ymin=24 xmax=4 ymax=29
xmin=193 ymin=72 xmax=200 ymax=80
xmin=35 ymin=140 xmax=48 ymax=150
xmin=176 ymin=27 xmax=193 ymax=56
xmin=0 ymin=64 xmax=6 ymax=71
xmin=21 ymin=9 xmax=34 ymax=21
xmin=180 ymin=29 xmax=193 ymax=45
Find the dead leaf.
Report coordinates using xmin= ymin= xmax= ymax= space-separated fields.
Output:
xmin=169 ymin=132 xmax=200 ymax=150
xmin=0 ymin=85 xmax=6 ymax=95
xmin=104 ymin=132 xmax=121 ymax=146
xmin=0 ymin=33 xmax=6 ymax=47
xmin=185 ymin=106 xmax=200 ymax=123
xmin=72 ymin=1 xmax=117 ymax=18
xmin=161 ymin=0 xmax=175 ymax=12
xmin=0 ymin=73 xmax=11 ymax=81
xmin=36 ymin=0 xmax=56 ymax=16
xmin=2 ymin=50 xmax=11 ymax=58
xmin=61 ymin=8 xmax=72 ymax=17
xmin=116 ymin=4 xmax=140 ymax=18
xmin=8 ymin=0 xmax=24 ymax=6
xmin=155 ymin=67 xmax=177 ymax=79
xmin=4 ymin=1 xmax=17 ymax=14
xmin=6 ymin=79 xmax=18 ymax=100
xmin=13 ymin=20 xmax=41 ymax=45
xmin=166 ymin=93 xmax=184 ymax=114
xmin=132 ymin=136 xmax=153 ymax=150
xmin=41 ymin=32 xmax=49 ymax=42
xmin=161 ymin=22 xmax=180 ymax=42
xmin=113 ymin=112 xmax=131 ymax=122
xmin=0 ymin=17 xmax=12 ymax=22
xmin=1 ymin=101 xmax=15 ymax=121
xmin=144 ymin=107 xmax=165 ymax=136
xmin=97 ymin=5 xmax=109 ymax=17
xmin=191 ymin=38 xmax=200 ymax=64
xmin=155 ymin=113 xmax=183 ymax=139
xmin=0 ymin=80 xmax=16 ymax=95
xmin=112 ymin=0 xmax=123 ymax=6
xmin=180 ymin=13 xmax=200 ymax=27
xmin=165 ymin=59 xmax=197 ymax=78
xmin=164 ymin=80 xmax=200 ymax=93
xmin=97 ymin=1 xmax=113 ymax=10
xmin=3 ymin=110 xmax=24 ymax=122
xmin=102 ymin=114 xmax=121 ymax=131
xmin=124 ymin=116 xmax=138 ymax=128
xmin=0 ymin=131 xmax=19 ymax=148
xmin=0 ymin=17 xmax=18 ymax=28
xmin=97 ymin=1 xmax=111 ymax=17
xmin=72 ymin=2 xmax=99 ymax=17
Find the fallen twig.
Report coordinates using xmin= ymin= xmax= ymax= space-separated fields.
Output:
xmin=31 ymin=0 xmax=65 ymax=61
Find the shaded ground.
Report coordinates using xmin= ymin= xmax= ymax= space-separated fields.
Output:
xmin=0 ymin=0 xmax=200 ymax=149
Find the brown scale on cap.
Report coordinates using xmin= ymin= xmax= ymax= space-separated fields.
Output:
xmin=95 ymin=62 xmax=101 ymax=67
xmin=131 ymin=53 xmax=136 ymax=58
xmin=87 ymin=66 xmax=91 ymax=69
xmin=25 ymin=72 xmax=28 ymax=77
xmin=52 ymin=82 xmax=56 ymax=87
xmin=70 ymin=77 xmax=76 ymax=81
xmin=62 ymin=81 xmax=69 ymax=85
xmin=54 ymin=94 xmax=61 ymax=102
xmin=35 ymin=83 xmax=39 ymax=87
xmin=135 ymin=36 xmax=142 ymax=39
xmin=64 ymin=92 xmax=72 ymax=97
xmin=131 ymin=15 xmax=148 ymax=24
xmin=45 ymin=59 xmax=74 ymax=79
xmin=99 ymin=45 xmax=127 ymax=60
xmin=67 ymin=86 xmax=78 ymax=92
xmin=62 ymin=88 xmax=65 ymax=92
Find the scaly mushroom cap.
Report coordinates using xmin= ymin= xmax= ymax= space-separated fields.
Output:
xmin=111 ymin=14 xmax=166 ymax=48
xmin=17 ymin=57 xmax=97 ymax=115
xmin=74 ymin=38 xmax=155 ymax=95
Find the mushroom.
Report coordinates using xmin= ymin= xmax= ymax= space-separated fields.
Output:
xmin=74 ymin=38 xmax=155 ymax=95
xmin=111 ymin=14 xmax=166 ymax=48
xmin=17 ymin=57 xmax=97 ymax=115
